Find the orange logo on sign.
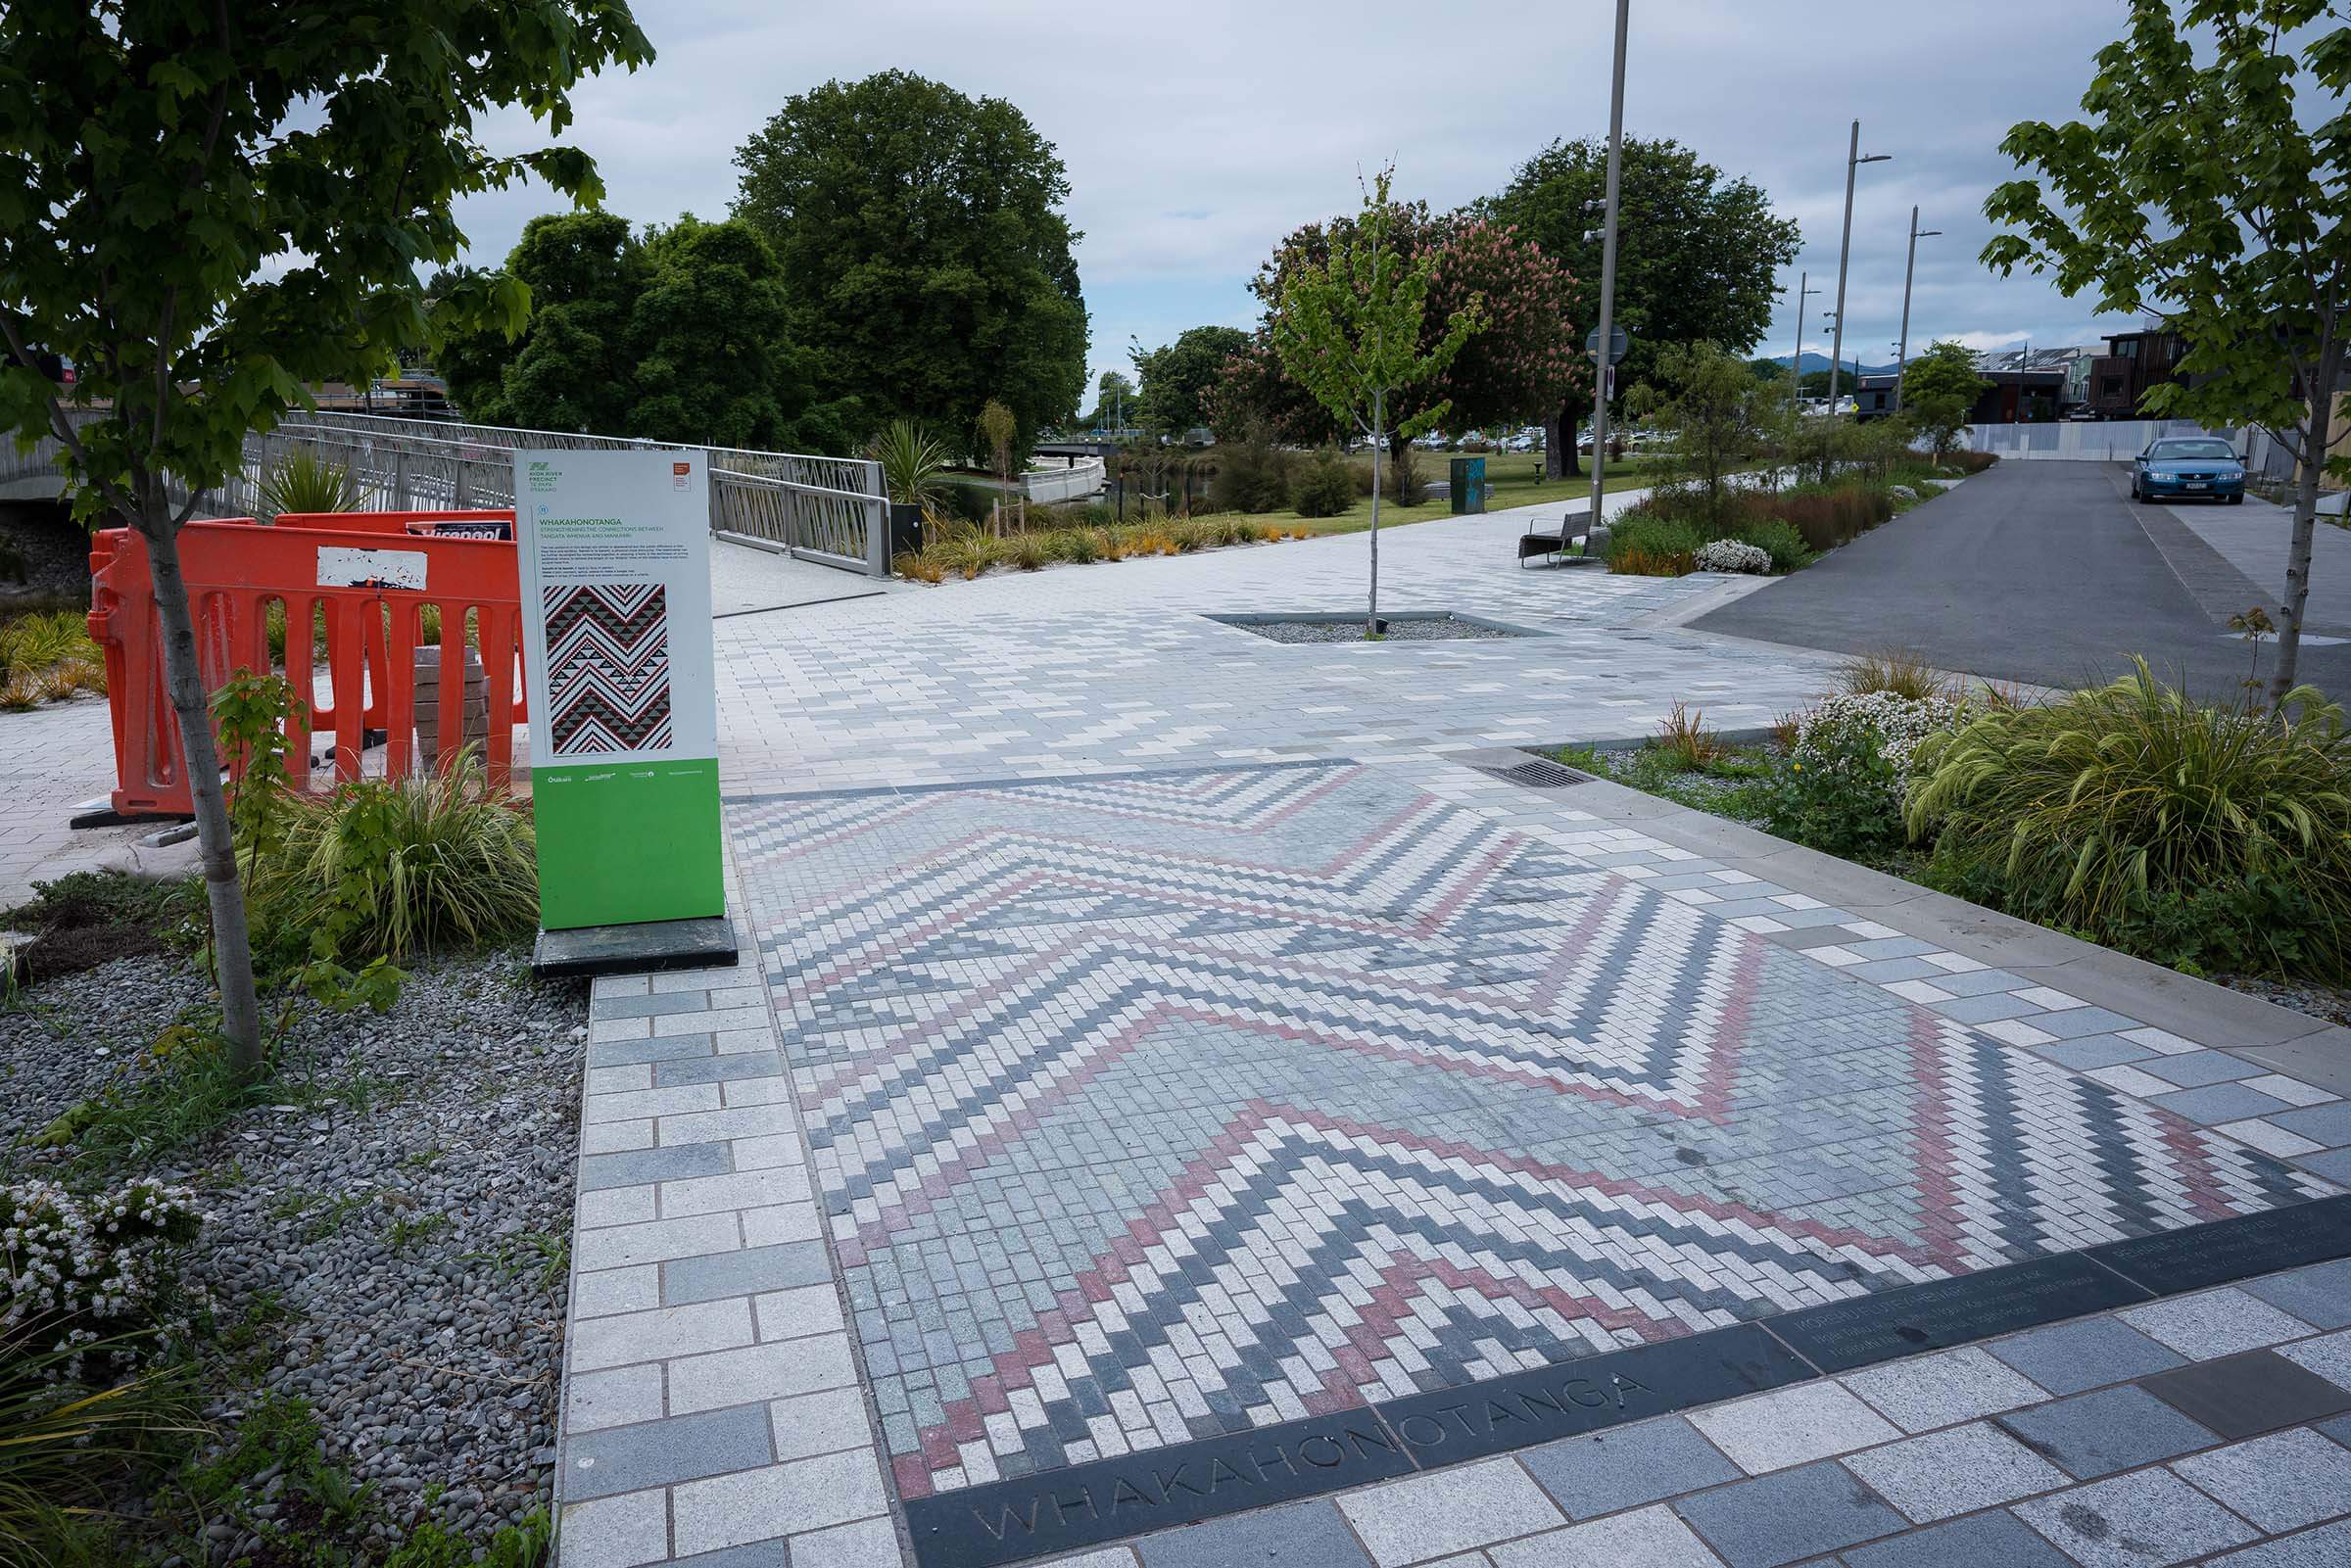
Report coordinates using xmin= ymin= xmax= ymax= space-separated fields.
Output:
xmin=673 ymin=461 xmax=691 ymax=476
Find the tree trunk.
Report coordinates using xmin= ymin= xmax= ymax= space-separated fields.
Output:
xmin=1545 ymin=403 xmax=1584 ymax=479
xmin=2270 ymin=347 xmax=2338 ymax=703
xmin=1367 ymin=398 xmax=1383 ymax=640
xmin=140 ymin=493 xmax=264 ymax=1074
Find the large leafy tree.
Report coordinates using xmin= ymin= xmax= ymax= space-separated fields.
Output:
xmin=1984 ymin=0 xmax=2351 ymax=700
xmin=1899 ymin=340 xmax=1988 ymax=463
xmin=733 ymin=71 xmax=1088 ymax=458
xmin=1225 ymin=203 xmax=1575 ymax=469
xmin=444 ymin=212 xmax=847 ymax=451
xmin=1480 ymin=137 xmax=1800 ymax=476
xmin=1131 ymin=325 xmax=1250 ymax=435
xmin=1270 ymin=168 xmax=1484 ymax=637
xmin=448 ymin=211 xmax=647 ymax=433
xmin=629 ymin=217 xmax=846 ymax=451
xmin=0 ymin=1 xmax=650 ymax=1070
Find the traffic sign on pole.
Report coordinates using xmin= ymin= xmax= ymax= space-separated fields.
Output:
xmin=1587 ymin=324 xmax=1631 ymax=364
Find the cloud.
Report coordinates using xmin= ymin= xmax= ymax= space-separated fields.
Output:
xmin=443 ymin=0 xmax=2151 ymax=399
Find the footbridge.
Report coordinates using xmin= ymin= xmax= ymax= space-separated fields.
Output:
xmin=1 ymin=407 xmax=891 ymax=577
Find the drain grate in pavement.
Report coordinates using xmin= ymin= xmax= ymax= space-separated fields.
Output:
xmin=1477 ymin=756 xmax=1595 ymax=789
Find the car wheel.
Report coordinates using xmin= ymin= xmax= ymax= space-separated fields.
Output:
xmin=2228 ymin=492 xmax=2243 ymax=505
xmin=2130 ymin=480 xmax=2141 ymax=501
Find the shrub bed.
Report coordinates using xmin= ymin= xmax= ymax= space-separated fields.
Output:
xmin=1564 ymin=658 xmax=2351 ymax=993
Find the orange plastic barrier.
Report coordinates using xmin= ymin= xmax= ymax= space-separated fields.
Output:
xmin=87 ymin=510 xmax=530 ymax=817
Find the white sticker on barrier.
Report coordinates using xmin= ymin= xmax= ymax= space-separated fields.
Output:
xmin=315 ymin=546 xmax=428 ymax=591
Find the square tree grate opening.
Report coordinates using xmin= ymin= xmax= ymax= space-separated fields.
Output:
xmin=1207 ymin=611 xmax=1540 ymax=644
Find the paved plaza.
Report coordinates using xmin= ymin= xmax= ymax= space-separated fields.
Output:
xmin=13 ymin=492 xmax=2351 ymax=1566
xmin=545 ymin=504 xmax=2351 ymax=1568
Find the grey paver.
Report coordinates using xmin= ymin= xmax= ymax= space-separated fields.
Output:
xmin=1841 ymin=1422 xmax=2067 ymax=1524
xmin=1840 ymin=1347 xmax=2046 ymax=1433
xmin=579 ymin=1141 xmax=735 ymax=1192
xmin=1990 ymin=1318 xmax=2185 ymax=1396
xmin=667 ymin=1448 xmax=888 ymax=1557
xmin=768 ymin=1386 xmax=873 ymax=1462
xmin=1488 ymin=1505 xmax=1726 ymax=1568
xmin=2208 ymin=1520 xmax=2351 ymax=1567
xmin=563 ymin=1402 xmax=773 ymax=1499
xmin=661 ymin=1241 xmax=833 ymax=1306
xmin=2014 ymin=1469 xmax=2257 ymax=1567
xmin=2138 ymin=1050 xmax=2265 ymax=1088
xmin=557 ymin=1490 xmax=671 ymax=1568
xmin=2245 ymin=1259 xmax=2351 ymax=1330
xmin=1137 ymin=1499 xmax=1372 ymax=1568
xmin=2150 ymin=1083 xmax=2304 ymax=1125
xmin=2271 ymin=1103 xmax=2351 ymax=1145
xmin=1519 ymin=1415 xmax=1743 ymax=1521
xmin=2037 ymin=1036 xmax=2161 ymax=1071
xmin=788 ymin=1516 xmax=905 ymax=1568
xmin=1995 ymin=1385 xmax=2219 ymax=1478
xmin=1840 ymin=1510 xmax=2076 ymax=1568
xmin=2118 ymin=1288 xmax=2313 ymax=1359
xmin=1672 ymin=1459 xmax=1906 ymax=1568
xmin=1336 ymin=1459 xmax=1565 ymax=1566
xmin=2140 ymin=1349 xmax=2351 ymax=1437
xmin=2279 ymin=1327 xmax=2351 ymax=1391
xmin=567 ymin=1363 xmax=666 ymax=1433
xmin=664 ymin=1333 xmax=857 ymax=1414
xmin=2174 ymin=1427 xmax=2351 ymax=1533
xmin=1689 ymin=1383 xmax=1901 ymax=1474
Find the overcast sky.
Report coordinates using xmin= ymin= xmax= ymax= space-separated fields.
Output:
xmin=449 ymin=0 xmax=2151 ymax=391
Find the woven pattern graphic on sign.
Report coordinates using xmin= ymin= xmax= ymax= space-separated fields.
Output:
xmin=728 ymin=762 xmax=2329 ymax=1504
xmin=545 ymin=582 xmax=672 ymax=755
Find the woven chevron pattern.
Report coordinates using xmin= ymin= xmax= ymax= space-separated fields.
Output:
xmin=730 ymin=762 xmax=2328 ymax=1502
xmin=544 ymin=582 xmax=672 ymax=755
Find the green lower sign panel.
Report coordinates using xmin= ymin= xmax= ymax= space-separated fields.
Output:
xmin=532 ymin=758 xmax=724 ymax=930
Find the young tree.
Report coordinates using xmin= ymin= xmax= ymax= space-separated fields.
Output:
xmin=1900 ymin=341 xmax=1988 ymax=465
xmin=733 ymin=71 xmax=1088 ymax=456
xmin=0 ymin=2 xmax=651 ymax=1072
xmin=1645 ymin=342 xmax=1772 ymax=527
xmin=1479 ymin=138 xmax=1801 ymax=476
xmin=1983 ymin=0 xmax=2351 ymax=699
xmin=1131 ymin=326 xmax=1251 ymax=435
xmin=1237 ymin=204 xmax=1576 ymax=484
xmin=977 ymin=398 xmax=1019 ymax=533
xmin=1269 ymin=168 xmax=1484 ymax=637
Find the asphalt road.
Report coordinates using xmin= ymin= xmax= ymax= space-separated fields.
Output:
xmin=1693 ymin=459 xmax=2351 ymax=700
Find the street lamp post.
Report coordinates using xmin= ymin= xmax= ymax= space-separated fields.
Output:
xmin=1892 ymin=206 xmax=1941 ymax=412
xmin=1827 ymin=119 xmax=1892 ymax=416
xmin=1788 ymin=270 xmax=1819 ymax=411
xmin=1585 ymin=0 xmax=1630 ymax=552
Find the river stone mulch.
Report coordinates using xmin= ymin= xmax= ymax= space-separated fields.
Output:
xmin=0 ymin=946 xmax=586 ymax=1556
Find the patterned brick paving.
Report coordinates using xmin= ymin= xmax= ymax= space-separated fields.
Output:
xmin=730 ymin=761 xmax=2328 ymax=1508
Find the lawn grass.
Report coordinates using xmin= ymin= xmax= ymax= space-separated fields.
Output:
xmin=1277 ymin=455 xmax=1679 ymax=537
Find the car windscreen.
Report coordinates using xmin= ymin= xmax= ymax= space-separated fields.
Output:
xmin=2149 ymin=440 xmax=2237 ymax=460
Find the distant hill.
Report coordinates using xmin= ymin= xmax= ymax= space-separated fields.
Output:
xmin=1759 ymin=351 xmax=1901 ymax=378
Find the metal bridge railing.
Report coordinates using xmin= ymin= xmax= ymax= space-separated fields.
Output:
xmin=6 ymin=406 xmax=890 ymax=577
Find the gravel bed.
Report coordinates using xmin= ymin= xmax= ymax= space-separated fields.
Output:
xmin=1 ymin=946 xmax=587 ymax=1555
xmin=1221 ymin=614 xmax=1526 ymax=643
xmin=2217 ymin=974 xmax=2351 ymax=1029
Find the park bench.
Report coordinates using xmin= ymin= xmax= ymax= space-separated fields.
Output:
xmin=1517 ymin=506 xmax=1592 ymax=567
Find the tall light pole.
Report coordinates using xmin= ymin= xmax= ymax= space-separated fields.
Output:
xmin=1788 ymin=270 xmax=1819 ymax=409
xmin=1585 ymin=0 xmax=1630 ymax=548
xmin=1827 ymin=119 xmax=1892 ymax=415
xmin=1892 ymin=207 xmax=1941 ymax=411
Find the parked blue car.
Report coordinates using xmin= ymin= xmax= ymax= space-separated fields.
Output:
xmin=2131 ymin=436 xmax=2246 ymax=503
